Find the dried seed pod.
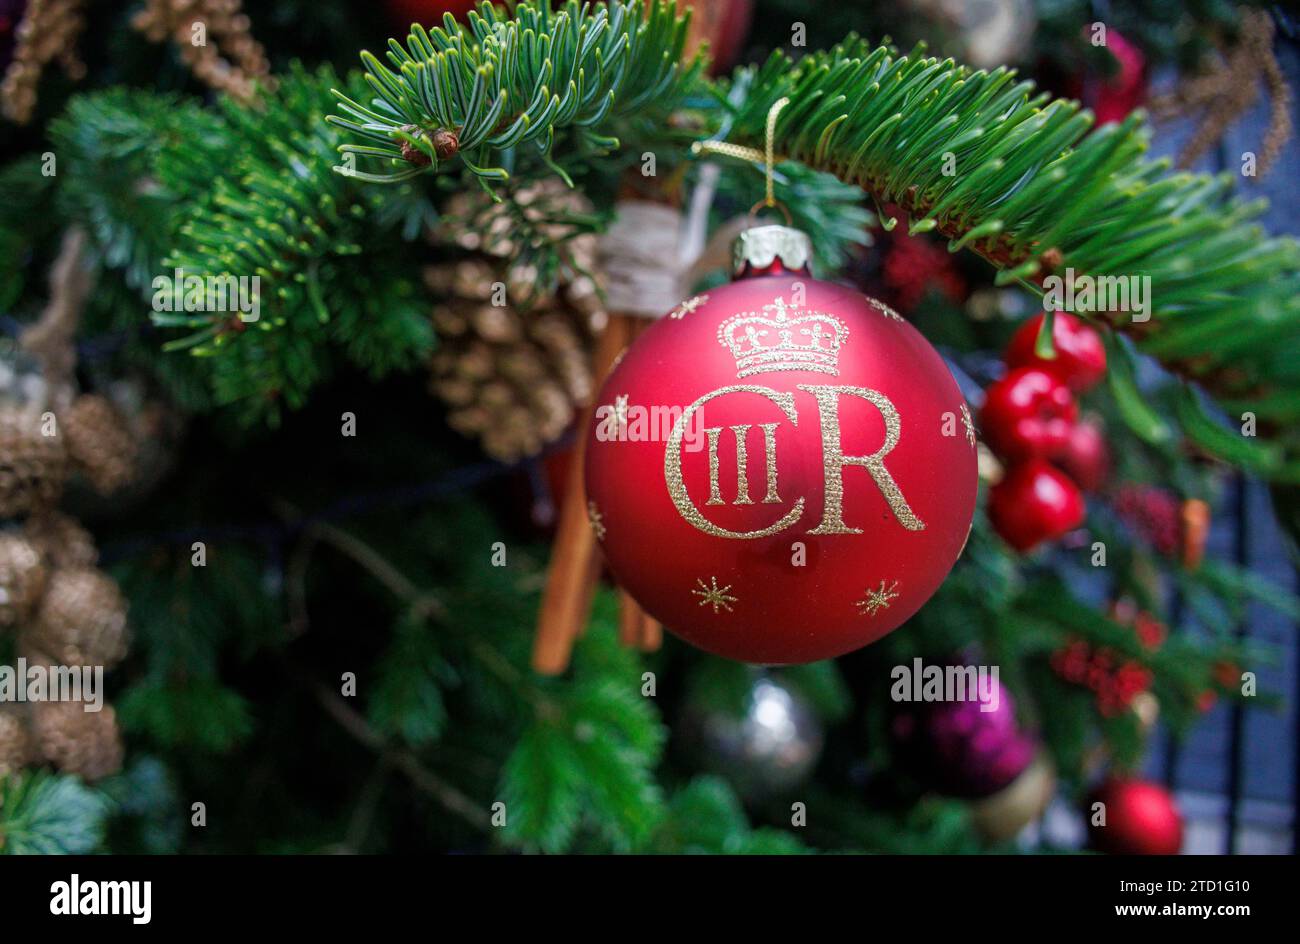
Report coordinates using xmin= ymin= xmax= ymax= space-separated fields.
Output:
xmin=0 ymin=707 xmax=31 ymax=777
xmin=29 ymin=700 xmax=123 ymax=781
xmin=20 ymin=567 xmax=129 ymax=669
xmin=0 ymin=404 xmax=68 ymax=517
xmin=0 ymin=531 xmax=46 ymax=628
xmin=59 ymin=394 xmax=138 ymax=495
xmin=22 ymin=510 xmax=98 ymax=570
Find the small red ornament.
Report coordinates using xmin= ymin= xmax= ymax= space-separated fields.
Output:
xmin=384 ymin=0 xmax=478 ymax=29
xmin=1088 ymin=30 xmax=1147 ymax=127
xmin=981 ymin=368 xmax=1078 ymax=462
xmin=684 ymin=0 xmax=754 ymax=75
xmin=584 ymin=226 xmax=978 ymax=664
xmin=1005 ymin=311 xmax=1107 ymax=392
xmin=1055 ymin=416 xmax=1110 ymax=492
xmin=1087 ymin=777 xmax=1183 ymax=855
xmin=988 ymin=459 xmax=1085 ymax=552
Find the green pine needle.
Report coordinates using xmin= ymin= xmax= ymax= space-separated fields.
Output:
xmin=329 ymin=1 xmax=700 ymax=185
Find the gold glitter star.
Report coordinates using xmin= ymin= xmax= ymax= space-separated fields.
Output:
xmin=960 ymin=403 xmax=976 ymax=448
xmin=670 ymin=293 xmax=709 ymax=320
xmin=587 ymin=501 xmax=606 ymax=540
xmin=869 ymin=298 xmax=905 ymax=322
xmin=692 ymin=576 xmax=737 ymax=614
xmin=856 ymin=580 xmax=899 ymax=617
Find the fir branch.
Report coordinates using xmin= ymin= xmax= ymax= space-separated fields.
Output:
xmin=151 ymin=63 xmax=434 ymax=423
xmin=0 ymin=771 xmax=110 ymax=855
xmin=719 ymin=39 xmax=1300 ymax=478
xmin=328 ymin=0 xmax=699 ymax=184
xmin=51 ymin=70 xmax=435 ymax=425
xmin=500 ymin=601 xmax=667 ymax=852
xmin=303 ymin=672 xmax=490 ymax=830
xmin=50 ymin=88 xmax=221 ymax=293
xmin=646 ymin=777 xmax=807 ymax=854
xmin=0 ymin=156 xmax=60 ymax=310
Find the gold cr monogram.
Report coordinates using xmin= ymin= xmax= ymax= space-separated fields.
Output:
xmin=664 ymin=384 xmax=926 ymax=539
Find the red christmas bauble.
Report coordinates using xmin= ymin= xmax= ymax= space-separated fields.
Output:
xmin=1005 ymin=311 xmax=1107 ymax=392
xmin=1087 ymin=777 xmax=1183 ymax=855
xmin=988 ymin=459 xmax=1085 ymax=552
xmin=981 ymin=367 xmax=1078 ymax=462
xmin=584 ymin=226 xmax=978 ymax=664
xmin=385 ymin=0 xmax=478 ymax=29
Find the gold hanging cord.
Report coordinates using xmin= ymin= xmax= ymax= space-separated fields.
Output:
xmin=691 ymin=96 xmax=793 ymax=224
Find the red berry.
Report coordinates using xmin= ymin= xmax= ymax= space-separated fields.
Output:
xmin=1052 ymin=640 xmax=1091 ymax=683
xmin=1055 ymin=416 xmax=1110 ymax=492
xmin=1133 ymin=613 xmax=1166 ymax=650
xmin=1096 ymin=683 xmax=1125 ymax=716
xmin=1116 ymin=662 xmax=1152 ymax=696
xmin=1087 ymin=663 xmax=1111 ymax=693
xmin=1006 ymin=312 xmax=1107 ymax=392
xmin=988 ymin=459 xmax=1086 ymax=552
xmin=1112 ymin=485 xmax=1181 ymax=556
xmin=981 ymin=368 xmax=1079 ymax=462
xmin=1214 ymin=661 xmax=1241 ymax=690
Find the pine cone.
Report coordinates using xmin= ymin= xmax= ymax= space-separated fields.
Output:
xmin=0 ymin=403 xmax=67 ymax=517
xmin=0 ymin=707 xmax=30 ymax=777
xmin=22 ymin=510 xmax=98 ymax=570
xmin=20 ymin=567 xmax=128 ymax=669
xmin=0 ymin=531 xmax=46 ymax=628
xmin=59 ymin=394 xmax=138 ymax=494
xmin=429 ymin=292 xmax=602 ymax=462
xmin=29 ymin=700 xmax=122 ymax=781
xmin=426 ymin=182 xmax=606 ymax=463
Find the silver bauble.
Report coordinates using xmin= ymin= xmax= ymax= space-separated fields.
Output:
xmin=679 ymin=672 xmax=824 ymax=801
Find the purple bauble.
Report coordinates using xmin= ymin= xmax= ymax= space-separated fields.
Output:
xmin=890 ymin=671 xmax=1037 ymax=799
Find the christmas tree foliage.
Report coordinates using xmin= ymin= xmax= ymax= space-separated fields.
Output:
xmin=0 ymin=0 xmax=1297 ymax=857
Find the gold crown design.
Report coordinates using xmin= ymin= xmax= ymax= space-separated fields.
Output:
xmin=716 ymin=296 xmax=849 ymax=378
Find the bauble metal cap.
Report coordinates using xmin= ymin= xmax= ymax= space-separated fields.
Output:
xmin=732 ymin=224 xmax=812 ymax=275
